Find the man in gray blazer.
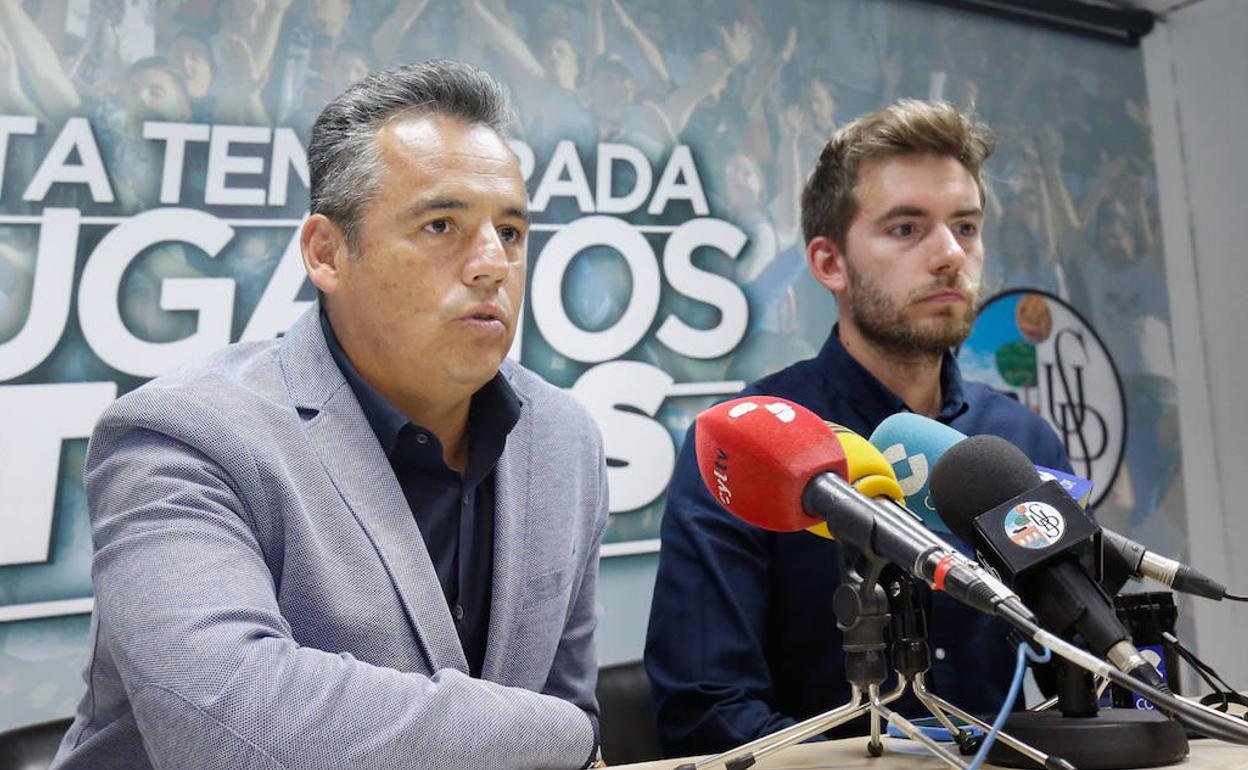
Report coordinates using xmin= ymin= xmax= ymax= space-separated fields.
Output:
xmin=52 ymin=60 xmax=608 ymax=769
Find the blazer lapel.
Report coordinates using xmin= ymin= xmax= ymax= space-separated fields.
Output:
xmin=480 ymin=389 xmax=530 ymax=682
xmin=279 ymin=308 xmax=469 ymax=674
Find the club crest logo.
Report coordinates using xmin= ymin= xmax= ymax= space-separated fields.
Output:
xmin=1005 ymin=501 xmax=1067 ymax=549
xmin=959 ymin=290 xmax=1126 ymax=509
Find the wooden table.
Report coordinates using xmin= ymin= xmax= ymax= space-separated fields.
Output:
xmin=613 ymin=735 xmax=1248 ymax=770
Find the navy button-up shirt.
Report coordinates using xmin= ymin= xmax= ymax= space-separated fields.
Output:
xmin=645 ymin=326 xmax=1074 ymax=756
xmin=321 ymin=312 xmax=520 ymax=677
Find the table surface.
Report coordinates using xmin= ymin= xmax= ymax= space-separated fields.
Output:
xmin=613 ymin=735 xmax=1248 ymax=770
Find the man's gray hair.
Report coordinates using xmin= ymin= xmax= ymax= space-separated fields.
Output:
xmin=308 ymin=59 xmax=514 ymax=252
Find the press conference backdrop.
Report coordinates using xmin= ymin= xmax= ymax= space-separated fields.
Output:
xmin=0 ymin=0 xmax=1179 ymax=731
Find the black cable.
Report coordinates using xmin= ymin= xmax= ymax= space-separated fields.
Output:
xmin=1163 ymin=632 xmax=1248 ymax=720
xmin=1224 ymin=592 xmax=1248 ymax=602
xmin=1163 ymin=632 xmax=1237 ymax=694
xmin=995 ymin=600 xmax=1248 ymax=745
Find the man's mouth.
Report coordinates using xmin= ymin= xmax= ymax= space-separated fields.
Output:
xmin=917 ymin=290 xmax=969 ymax=304
xmin=461 ymin=305 xmax=507 ymax=327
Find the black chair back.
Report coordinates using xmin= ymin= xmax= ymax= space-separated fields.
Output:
xmin=0 ymin=717 xmax=71 ymax=770
xmin=596 ymin=660 xmax=664 ymax=764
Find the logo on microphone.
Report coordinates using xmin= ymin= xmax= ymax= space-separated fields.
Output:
xmin=880 ymin=442 xmax=928 ymax=497
xmin=1005 ymin=501 xmax=1067 ymax=549
xmin=711 ymin=448 xmax=732 ymax=506
xmin=725 ymin=400 xmax=796 ymax=424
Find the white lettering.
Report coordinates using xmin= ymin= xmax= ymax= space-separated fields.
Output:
xmin=78 ymin=208 xmax=236 ymax=377
xmin=595 ymin=143 xmax=652 ymax=215
xmin=0 ymin=115 xmax=38 ymax=200
xmin=530 ymin=140 xmax=595 ymax=213
xmin=23 ymin=117 xmax=114 ymax=203
xmin=0 ymin=209 xmax=80 ymax=380
xmin=656 ymin=218 xmax=749 ymax=358
xmin=648 ymin=145 xmax=708 ymax=216
xmin=531 ymin=216 xmax=659 ymax=362
xmin=267 ymin=128 xmax=309 ymax=206
xmin=205 ymin=125 xmax=271 ymax=205
xmin=570 ymin=361 xmax=675 ymax=512
xmin=241 ymin=225 xmax=313 ymax=340
xmin=143 ymin=121 xmax=211 ymax=204
xmin=0 ymin=382 xmax=116 ymax=566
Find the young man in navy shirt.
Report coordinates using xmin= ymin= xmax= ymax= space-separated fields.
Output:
xmin=646 ymin=99 xmax=1073 ymax=756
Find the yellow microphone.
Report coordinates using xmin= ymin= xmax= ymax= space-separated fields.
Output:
xmin=806 ymin=422 xmax=905 ymax=540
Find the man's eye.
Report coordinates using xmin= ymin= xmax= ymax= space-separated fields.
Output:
xmin=958 ymin=222 xmax=979 ymax=237
xmin=499 ymin=225 xmax=523 ymax=244
xmin=889 ymin=223 xmax=915 ymax=237
xmin=425 ymin=219 xmax=451 ymax=234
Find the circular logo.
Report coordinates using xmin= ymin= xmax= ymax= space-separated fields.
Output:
xmin=1005 ymin=501 xmax=1067 ymax=550
xmin=959 ymin=290 xmax=1126 ymax=509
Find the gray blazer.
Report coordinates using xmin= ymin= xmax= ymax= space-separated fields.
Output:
xmin=52 ymin=308 xmax=608 ymax=770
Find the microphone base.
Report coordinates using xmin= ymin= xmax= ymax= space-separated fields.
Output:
xmin=987 ymin=709 xmax=1188 ymax=770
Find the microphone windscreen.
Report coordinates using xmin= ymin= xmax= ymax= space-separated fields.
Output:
xmin=929 ymin=434 xmax=1041 ymax=544
xmin=869 ymin=412 xmax=968 ymax=534
xmin=695 ymin=397 xmax=849 ymax=532
xmin=805 ymin=423 xmax=904 ymax=540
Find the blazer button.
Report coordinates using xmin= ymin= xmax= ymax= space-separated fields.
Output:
xmin=453 ymin=604 xmax=465 ymax=621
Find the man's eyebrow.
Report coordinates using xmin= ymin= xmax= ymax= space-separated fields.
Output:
xmin=873 ymin=204 xmax=983 ymax=224
xmin=405 ymin=197 xmax=468 ymax=218
xmin=403 ymin=198 xmax=530 ymax=224
xmin=874 ymin=205 xmax=926 ymax=224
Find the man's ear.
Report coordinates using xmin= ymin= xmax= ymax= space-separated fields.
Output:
xmin=301 ymin=214 xmax=349 ymax=296
xmin=806 ymin=235 xmax=848 ymax=294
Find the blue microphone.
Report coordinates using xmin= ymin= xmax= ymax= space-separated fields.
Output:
xmin=868 ymin=413 xmax=965 ymax=535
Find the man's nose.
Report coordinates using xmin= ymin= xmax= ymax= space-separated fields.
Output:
xmin=930 ymin=224 xmax=967 ymax=275
xmin=465 ymin=225 xmax=510 ymax=286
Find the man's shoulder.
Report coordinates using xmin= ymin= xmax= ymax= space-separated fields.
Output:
xmin=738 ymin=356 xmax=826 ymax=403
xmin=102 ymin=337 xmax=290 ymax=432
xmin=499 ymin=359 xmax=599 ymax=437
xmin=960 ymin=381 xmax=1071 ymax=468
xmin=962 ymin=380 xmax=1047 ymax=425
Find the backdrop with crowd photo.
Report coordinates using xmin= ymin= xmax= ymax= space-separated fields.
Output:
xmin=0 ymin=0 xmax=1179 ymax=730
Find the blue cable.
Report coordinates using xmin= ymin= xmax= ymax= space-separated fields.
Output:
xmin=965 ymin=641 xmax=1052 ymax=770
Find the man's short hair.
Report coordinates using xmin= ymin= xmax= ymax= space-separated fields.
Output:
xmin=800 ymin=99 xmax=996 ymax=249
xmin=308 ymin=59 xmax=515 ymax=253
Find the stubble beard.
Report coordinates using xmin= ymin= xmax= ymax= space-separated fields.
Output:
xmin=845 ymin=262 xmax=980 ymax=360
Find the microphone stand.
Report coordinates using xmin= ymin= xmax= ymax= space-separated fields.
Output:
xmin=985 ymin=643 xmax=1188 ymax=769
xmin=673 ymin=546 xmax=1068 ymax=770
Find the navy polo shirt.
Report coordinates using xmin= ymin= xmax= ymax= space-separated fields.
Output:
xmin=645 ymin=326 xmax=1074 ymax=756
xmin=320 ymin=312 xmax=520 ymax=677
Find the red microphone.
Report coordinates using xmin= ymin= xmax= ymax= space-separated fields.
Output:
xmin=693 ymin=396 xmax=1032 ymax=620
xmin=695 ymin=396 xmax=848 ymax=532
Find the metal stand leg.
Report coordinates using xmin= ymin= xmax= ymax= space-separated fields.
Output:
xmin=913 ymin=675 xmax=1074 ymax=770
xmin=672 ymin=689 xmax=868 ymax=770
xmin=674 ymin=563 xmax=1075 ymax=770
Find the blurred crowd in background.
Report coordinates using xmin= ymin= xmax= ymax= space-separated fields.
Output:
xmin=0 ymin=0 xmax=1176 ymax=535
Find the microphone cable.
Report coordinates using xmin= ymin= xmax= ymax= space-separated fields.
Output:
xmin=1162 ymin=631 xmax=1248 ymax=722
xmin=994 ymin=599 xmax=1248 ymax=745
xmin=965 ymin=641 xmax=1053 ymax=770
xmin=1224 ymin=591 xmax=1248 ymax=602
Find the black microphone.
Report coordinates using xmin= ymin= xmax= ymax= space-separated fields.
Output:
xmin=1101 ymin=528 xmax=1234 ymax=600
xmin=928 ymin=435 xmax=1169 ymax=694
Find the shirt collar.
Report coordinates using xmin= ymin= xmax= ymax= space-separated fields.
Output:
xmin=318 ymin=309 xmax=522 ymax=469
xmin=817 ymin=324 xmax=968 ymax=424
